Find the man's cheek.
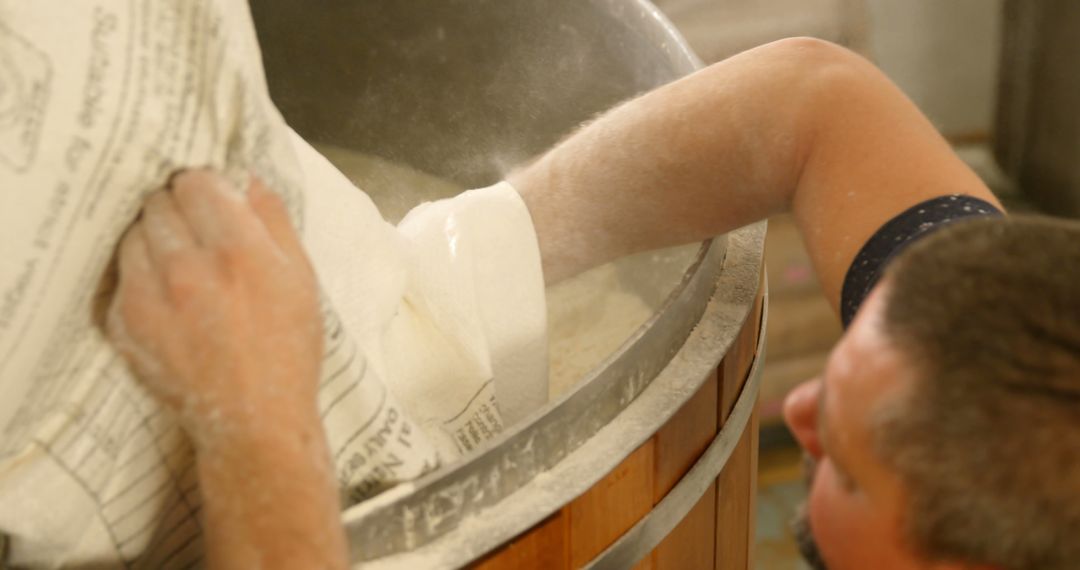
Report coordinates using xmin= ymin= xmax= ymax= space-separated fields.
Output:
xmin=808 ymin=472 xmax=846 ymax=568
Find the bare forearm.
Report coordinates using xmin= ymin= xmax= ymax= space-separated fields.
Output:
xmin=197 ymin=407 xmax=348 ymax=569
xmin=512 ymin=38 xmax=818 ymax=283
xmin=512 ymin=38 xmax=999 ymax=307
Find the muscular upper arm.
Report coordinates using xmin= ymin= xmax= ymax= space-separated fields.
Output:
xmin=790 ymin=45 xmax=1002 ymax=311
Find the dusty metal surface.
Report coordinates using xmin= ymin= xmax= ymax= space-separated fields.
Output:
xmin=252 ymin=0 xmax=704 ymax=188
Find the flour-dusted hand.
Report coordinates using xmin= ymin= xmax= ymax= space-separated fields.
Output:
xmin=106 ymin=170 xmax=348 ymax=569
xmin=107 ymin=170 xmax=323 ymax=441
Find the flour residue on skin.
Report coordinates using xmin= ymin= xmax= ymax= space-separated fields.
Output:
xmin=313 ymin=145 xmax=666 ymax=401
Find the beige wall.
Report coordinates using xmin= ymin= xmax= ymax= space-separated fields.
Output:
xmin=652 ymin=0 xmax=870 ymax=62
xmin=866 ymin=0 xmax=1003 ymax=139
xmin=653 ymin=0 xmax=1003 ymax=139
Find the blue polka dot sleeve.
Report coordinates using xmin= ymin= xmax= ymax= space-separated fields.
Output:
xmin=840 ymin=194 xmax=1003 ymax=327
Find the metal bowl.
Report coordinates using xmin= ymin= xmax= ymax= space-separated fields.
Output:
xmin=251 ymin=1 xmax=765 ymax=566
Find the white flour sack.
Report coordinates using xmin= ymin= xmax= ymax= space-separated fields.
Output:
xmin=0 ymin=1 xmax=547 ymax=566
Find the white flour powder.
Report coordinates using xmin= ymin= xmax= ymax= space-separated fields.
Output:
xmin=313 ymin=145 xmax=666 ymax=399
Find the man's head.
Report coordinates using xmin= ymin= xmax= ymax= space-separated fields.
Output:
xmin=784 ymin=216 xmax=1080 ymax=570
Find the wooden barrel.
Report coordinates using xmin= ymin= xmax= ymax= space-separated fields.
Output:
xmin=342 ymin=223 xmax=767 ymax=570
xmin=473 ymin=270 xmax=766 ymax=570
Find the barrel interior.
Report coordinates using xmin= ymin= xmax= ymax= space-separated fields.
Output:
xmin=250 ymin=2 xmax=764 ymax=568
xmin=251 ymin=0 xmax=706 ymax=401
xmin=252 ymin=0 xmax=689 ymax=187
